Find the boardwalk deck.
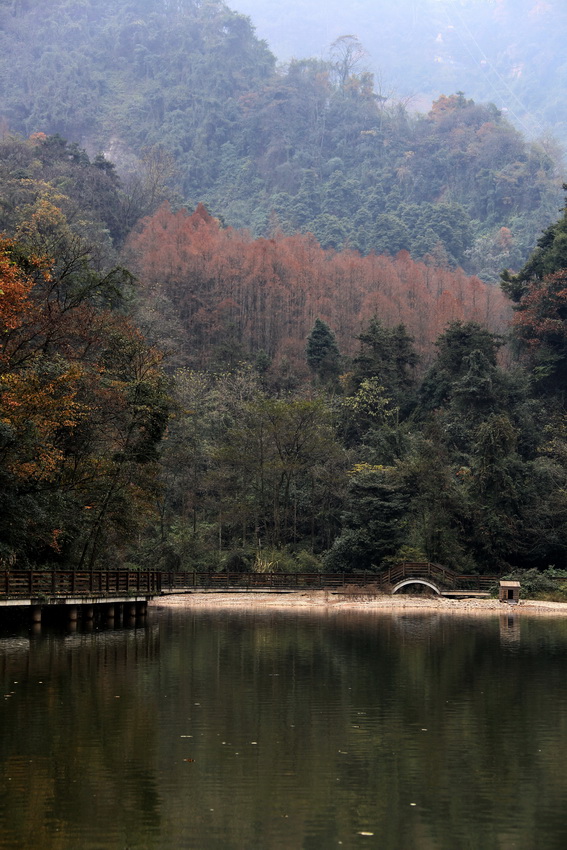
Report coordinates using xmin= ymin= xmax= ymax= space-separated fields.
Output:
xmin=0 ymin=564 xmax=521 ymax=624
xmin=440 ymin=591 xmax=491 ymax=598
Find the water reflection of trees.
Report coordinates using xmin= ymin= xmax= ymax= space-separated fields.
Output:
xmin=0 ymin=627 xmax=161 ymax=848
xmin=2 ymin=613 xmax=567 ymax=848
xmin=155 ymin=611 xmax=567 ymax=849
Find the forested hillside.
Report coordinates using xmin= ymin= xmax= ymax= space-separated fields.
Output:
xmin=125 ymin=202 xmax=509 ymax=373
xmin=0 ymin=0 xmax=563 ymax=279
xmin=2 ymin=131 xmax=567 ymax=576
xmin=3 ymin=2 xmax=567 ymax=578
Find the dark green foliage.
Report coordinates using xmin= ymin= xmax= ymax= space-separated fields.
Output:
xmin=501 ymin=568 xmax=567 ymax=597
xmin=324 ymin=466 xmax=409 ymax=572
xmin=420 ymin=321 xmax=503 ymax=411
xmin=351 ymin=317 xmax=417 ymax=409
xmin=503 ymin=192 xmax=567 ymax=401
xmin=372 ymin=214 xmax=410 ymax=256
xmin=306 ymin=318 xmax=341 ymax=384
xmin=0 ymin=0 xmax=275 ymax=202
xmin=502 ymin=188 xmax=567 ymax=301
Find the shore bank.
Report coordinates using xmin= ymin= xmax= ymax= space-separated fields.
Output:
xmin=149 ymin=590 xmax=567 ymax=616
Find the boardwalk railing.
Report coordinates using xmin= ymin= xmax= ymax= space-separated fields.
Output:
xmin=0 ymin=564 xmax=501 ymax=598
xmin=0 ymin=570 xmax=162 ymax=598
xmin=380 ymin=561 xmax=458 ymax=588
xmin=160 ymin=571 xmax=373 ymax=591
xmin=378 ymin=562 xmax=498 ymax=591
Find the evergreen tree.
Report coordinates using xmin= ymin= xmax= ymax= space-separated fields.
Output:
xmin=325 ymin=465 xmax=409 ymax=572
xmin=352 ymin=317 xmax=417 ymax=410
xmin=420 ymin=321 xmax=503 ymax=411
xmin=306 ymin=318 xmax=341 ymax=384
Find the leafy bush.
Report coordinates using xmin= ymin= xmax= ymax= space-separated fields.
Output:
xmin=252 ymin=547 xmax=322 ymax=573
xmin=382 ymin=545 xmax=429 ymax=568
xmin=502 ymin=567 xmax=567 ymax=599
xmin=294 ymin=549 xmax=324 ymax=572
xmin=223 ymin=549 xmax=255 ymax=573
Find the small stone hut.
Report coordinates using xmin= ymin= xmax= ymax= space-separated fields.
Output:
xmin=499 ymin=580 xmax=520 ymax=603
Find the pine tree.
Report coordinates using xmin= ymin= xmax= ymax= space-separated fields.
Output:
xmin=306 ymin=318 xmax=341 ymax=384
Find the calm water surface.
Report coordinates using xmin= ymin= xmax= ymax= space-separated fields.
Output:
xmin=1 ymin=607 xmax=567 ymax=849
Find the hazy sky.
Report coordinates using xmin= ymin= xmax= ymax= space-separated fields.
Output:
xmin=228 ymin=0 xmax=562 ymax=142
xmin=232 ymin=0 xmax=351 ymax=61
xmin=232 ymin=0 xmax=474 ymax=64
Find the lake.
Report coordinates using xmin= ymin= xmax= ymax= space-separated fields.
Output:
xmin=1 ymin=606 xmax=567 ymax=849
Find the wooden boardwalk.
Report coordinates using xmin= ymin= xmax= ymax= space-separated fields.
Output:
xmin=0 ymin=570 xmax=161 ymax=625
xmin=0 ymin=562 xmax=498 ymax=600
xmin=0 ymin=563 xmax=534 ymax=624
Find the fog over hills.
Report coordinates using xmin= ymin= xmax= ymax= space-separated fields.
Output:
xmin=0 ymin=0 xmax=563 ymax=281
xmin=234 ymin=0 xmax=567 ymax=145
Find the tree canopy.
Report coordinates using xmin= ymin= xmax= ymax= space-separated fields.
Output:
xmin=0 ymin=1 xmax=562 ymax=280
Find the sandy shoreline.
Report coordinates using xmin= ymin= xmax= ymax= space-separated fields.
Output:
xmin=149 ymin=590 xmax=567 ymax=616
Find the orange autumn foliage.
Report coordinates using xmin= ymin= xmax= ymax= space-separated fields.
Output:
xmin=0 ymin=237 xmax=40 ymax=334
xmin=0 ymin=363 xmax=86 ymax=481
xmin=125 ymin=203 xmax=511 ymax=370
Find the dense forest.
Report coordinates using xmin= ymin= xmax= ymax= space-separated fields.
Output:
xmin=124 ymin=202 xmax=509 ymax=371
xmin=2 ymin=1 xmax=567 ymax=577
xmin=2 ymin=131 xmax=567 ymax=576
xmin=0 ymin=0 xmax=563 ymax=280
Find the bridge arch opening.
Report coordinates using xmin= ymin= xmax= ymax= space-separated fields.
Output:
xmin=391 ymin=578 xmax=441 ymax=595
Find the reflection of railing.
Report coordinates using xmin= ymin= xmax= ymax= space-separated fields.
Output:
xmin=0 ymin=570 xmax=162 ymax=598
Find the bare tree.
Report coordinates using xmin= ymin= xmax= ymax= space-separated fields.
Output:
xmin=330 ymin=35 xmax=367 ymax=89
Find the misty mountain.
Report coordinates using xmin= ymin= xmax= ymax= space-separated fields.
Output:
xmin=233 ymin=0 xmax=567 ymax=145
xmin=0 ymin=0 xmax=563 ymax=279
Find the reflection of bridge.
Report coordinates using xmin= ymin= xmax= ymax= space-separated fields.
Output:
xmin=0 ymin=563 xmax=499 ymax=623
